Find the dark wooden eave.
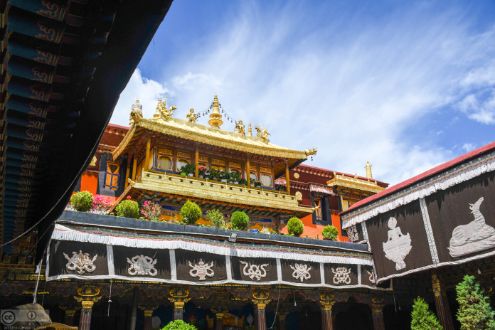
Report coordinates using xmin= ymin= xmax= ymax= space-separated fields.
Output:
xmin=0 ymin=0 xmax=174 ymax=260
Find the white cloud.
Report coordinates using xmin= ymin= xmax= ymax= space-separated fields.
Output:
xmin=457 ymin=90 xmax=495 ymax=125
xmin=111 ymin=3 xmax=495 ymax=184
xmin=461 ymin=143 xmax=476 ymax=152
xmin=112 ymin=69 xmax=170 ymax=125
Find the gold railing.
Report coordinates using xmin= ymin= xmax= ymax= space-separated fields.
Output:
xmin=133 ymin=170 xmax=312 ymax=214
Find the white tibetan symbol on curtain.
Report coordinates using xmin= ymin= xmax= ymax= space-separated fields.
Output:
xmin=448 ymin=197 xmax=495 ymax=257
xmin=382 ymin=217 xmax=412 ymax=270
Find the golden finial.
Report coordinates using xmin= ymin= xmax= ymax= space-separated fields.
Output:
xmin=208 ymin=95 xmax=223 ymax=129
xmin=129 ymin=99 xmax=143 ymax=125
xmin=365 ymin=161 xmax=373 ymax=178
xmin=248 ymin=124 xmax=253 ymax=137
xmin=186 ymin=108 xmax=197 ymax=123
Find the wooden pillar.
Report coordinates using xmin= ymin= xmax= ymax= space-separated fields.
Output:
xmin=139 ymin=306 xmax=156 ymax=330
xmin=246 ymin=156 xmax=251 ymax=187
xmin=168 ymin=287 xmax=190 ymax=321
xmin=74 ymin=286 xmax=101 ymax=330
xmin=432 ymin=273 xmax=454 ymax=330
xmin=278 ymin=312 xmax=288 ymax=330
xmin=144 ymin=138 xmax=151 ymax=170
xmin=131 ymin=157 xmax=137 ymax=180
xmin=125 ymin=155 xmax=131 ymax=188
xmin=215 ymin=312 xmax=224 ymax=330
xmin=370 ymin=297 xmax=385 ymax=330
xmin=129 ymin=288 xmax=138 ymax=330
xmin=320 ymin=292 xmax=335 ymax=330
xmin=252 ymin=288 xmax=271 ymax=330
xmin=285 ymin=160 xmax=290 ymax=194
xmin=194 ymin=146 xmax=199 ymax=177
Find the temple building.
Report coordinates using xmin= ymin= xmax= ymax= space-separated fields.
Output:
xmin=106 ymin=96 xmax=317 ymax=231
xmin=0 ymin=97 xmax=395 ymax=330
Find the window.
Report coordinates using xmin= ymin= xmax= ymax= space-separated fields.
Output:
xmin=104 ymin=162 xmax=120 ymax=190
xmin=157 ymin=155 xmax=172 ymax=171
xmin=176 ymin=159 xmax=189 ymax=171
xmin=260 ymin=173 xmax=273 ymax=187
xmin=314 ymin=198 xmax=322 ymax=220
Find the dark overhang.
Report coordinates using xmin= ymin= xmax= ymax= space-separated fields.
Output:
xmin=0 ymin=0 xmax=174 ymax=260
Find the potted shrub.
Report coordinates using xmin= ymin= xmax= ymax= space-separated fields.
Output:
xmin=70 ymin=191 xmax=93 ymax=212
xmin=411 ymin=297 xmax=442 ymax=330
xmin=180 ymin=200 xmax=202 ymax=225
xmin=287 ymin=217 xmax=304 ymax=237
xmin=198 ymin=166 xmax=207 ymax=179
xmin=231 ymin=211 xmax=250 ymax=230
xmin=141 ymin=200 xmax=162 ymax=221
xmin=206 ymin=209 xmax=225 ymax=228
xmin=162 ymin=320 xmax=197 ymax=330
xmin=456 ymin=274 xmax=495 ymax=329
xmin=322 ymin=225 xmax=338 ymax=241
xmin=115 ymin=196 xmax=139 ymax=218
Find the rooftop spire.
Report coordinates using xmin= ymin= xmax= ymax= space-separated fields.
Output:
xmin=208 ymin=95 xmax=223 ymax=129
xmin=365 ymin=161 xmax=373 ymax=179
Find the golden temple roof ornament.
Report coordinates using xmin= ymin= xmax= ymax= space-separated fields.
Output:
xmin=305 ymin=148 xmax=317 ymax=157
xmin=153 ymin=98 xmax=176 ymax=121
xmin=129 ymin=99 xmax=143 ymax=125
xmin=255 ymin=126 xmax=270 ymax=143
xmin=186 ymin=108 xmax=197 ymax=123
xmin=208 ymin=95 xmax=223 ymax=129
xmin=365 ymin=161 xmax=373 ymax=178
xmin=235 ymin=120 xmax=246 ymax=136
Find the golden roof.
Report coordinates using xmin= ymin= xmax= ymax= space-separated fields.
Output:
xmin=113 ymin=97 xmax=317 ymax=160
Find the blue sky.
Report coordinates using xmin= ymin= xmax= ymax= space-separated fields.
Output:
xmin=111 ymin=1 xmax=495 ymax=184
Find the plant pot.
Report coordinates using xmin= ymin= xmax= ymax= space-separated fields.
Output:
xmin=188 ymin=173 xmax=194 ymax=177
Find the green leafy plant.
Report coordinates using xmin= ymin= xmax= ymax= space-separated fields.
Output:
xmin=180 ymin=200 xmax=202 ymax=225
xmin=206 ymin=209 xmax=225 ymax=228
xmin=287 ymin=217 xmax=304 ymax=236
xmin=70 ymin=191 xmax=93 ymax=212
xmin=411 ymin=297 xmax=442 ymax=330
xmin=162 ymin=320 xmax=197 ymax=330
xmin=322 ymin=225 xmax=338 ymax=240
xmin=179 ymin=164 xmax=195 ymax=176
xmin=115 ymin=197 xmax=139 ymax=218
xmin=231 ymin=211 xmax=250 ymax=230
xmin=456 ymin=274 xmax=495 ymax=330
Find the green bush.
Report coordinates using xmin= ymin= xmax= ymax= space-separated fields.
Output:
xmin=411 ymin=297 xmax=442 ymax=330
xmin=287 ymin=217 xmax=304 ymax=236
xmin=206 ymin=209 xmax=225 ymax=228
xmin=180 ymin=200 xmax=202 ymax=225
xmin=162 ymin=320 xmax=197 ymax=330
xmin=70 ymin=191 xmax=93 ymax=212
xmin=115 ymin=198 xmax=139 ymax=218
xmin=231 ymin=211 xmax=250 ymax=230
xmin=322 ymin=225 xmax=338 ymax=240
xmin=456 ymin=274 xmax=495 ymax=330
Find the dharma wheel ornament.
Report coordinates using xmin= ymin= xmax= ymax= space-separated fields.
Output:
xmin=208 ymin=95 xmax=223 ymax=129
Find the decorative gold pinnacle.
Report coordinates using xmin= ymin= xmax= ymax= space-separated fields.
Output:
xmin=208 ymin=95 xmax=223 ymax=129
xmin=365 ymin=161 xmax=373 ymax=179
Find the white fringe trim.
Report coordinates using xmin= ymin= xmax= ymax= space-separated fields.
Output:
xmin=342 ymin=155 xmax=495 ymax=229
xmin=51 ymin=224 xmax=372 ymax=266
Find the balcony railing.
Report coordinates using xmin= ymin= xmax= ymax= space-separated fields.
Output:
xmin=132 ymin=170 xmax=312 ymax=214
